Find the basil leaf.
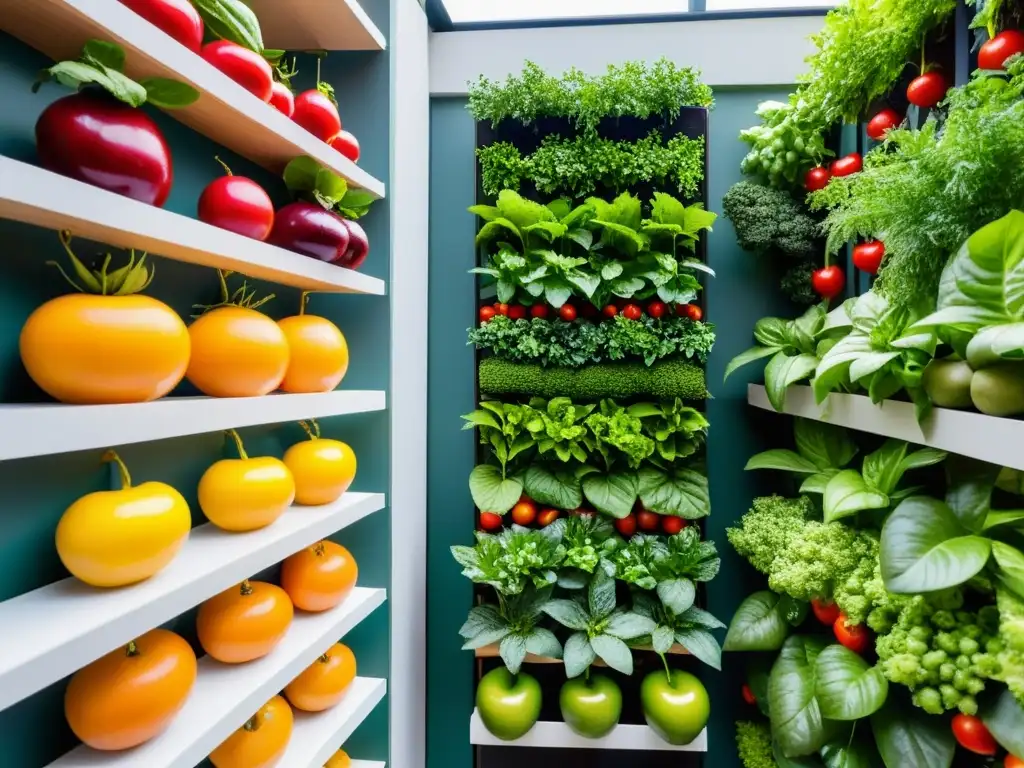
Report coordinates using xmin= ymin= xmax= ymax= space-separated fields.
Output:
xmin=652 ymin=625 xmax=674 ymax=654
xmin=283 ymin=156 xmax=321 ymax=193
xmin=861 ymin=439 xmax=910 ymax=495
xmin=794 ymin=418 xmax=857 ymax=471
xmin=992 ymin=541 xmax=1024 ymax=596
xmin=800 ymin=472 xmax=836 ymax=495
xmin=871 ymin=696 xmax=955 ymax=768
xmin=523 ymin=464 xmax=582 ymax=510
xmin=880 ymin=496 xmax=992 ymax=593
xmin=769 ymin=635 xmax=830 ymax=758
xmin=82 ymin=39 xmax=125 ymax=72
xmin=656 ymin=579 xmax=696 ymax=615
xmin=820 ymin=729 xmax=876 ymax=768
xmin=468 ymin=465 xmax=522 ymax=514
xmin=562 ymin=631 xmax=595 ymax=678
xmin=754 ymin=316 xmax=792 ymax=347
xmin=542 ymin=599 xmax=590 ymax=631
xmin=723 ymin=345 xmax=781 ymax=382
xmin=774 ymin=741 xmax=825 ymax=768
xmin=765 ymin=352 xmax=818 ymax=412
xmin=499 ymin=634 xmax=527 ymax=674
xmin=723 ymin=591 xmax=789 ymax=651
xmin=525 ymin=628 xmax=562 ymax=659
xmin=605 ymin=611 xmax=657 ymax=641
xmin=591 ymin=634 xmax=633 ymax=675
xmin=191 ymin=0 xmax=264 ymax=52
xmin=675 ymin=628 xmax=721 ymax=671
xmin=945 ymin=455 xmax=999 ymax=533
xmin=814 ymin=644 xmax=888 ymax=720
xmin=140 ymin=78 xmax=200 ymax=108
xmin=778 ymin=594 xmax=809 ymax=626
xmin=823 ymin=470 xmax=890 ymax=523
xmin=581 ymin=471 xmax=637 ymax=519
xmin=745 ymin=449 xmax=820 ymax=474
xmin=637 ymin=465 xmax=710 ymax=519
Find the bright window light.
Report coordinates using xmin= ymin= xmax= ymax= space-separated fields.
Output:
xmin=440 ymin=0 xmax=690 ymax=24
xmin=705 ymin=0 xmax=834 ymax=8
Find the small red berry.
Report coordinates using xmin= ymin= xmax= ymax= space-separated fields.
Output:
xmin=804 ymin=166 xmax=831 ymax=192
xmin=507 ymin=305 xmax=527 ymax=320
xmin=530 ymin=304 xmax=549 ymax=319
xmin=479 ymin=512 xmax=502 ymax=531
xmin=636 ymin=510 xmax=659 ymax=531
xmin=479 ymin=306 xmax=496 ymax=323
xmin=647 ymin=301 xmax=667 ymax=319
xmin=602 ymin=304 xmax=619 ymax=318
xmin=614 ymin=514 xmax=637 ymax=537
xmin=661 ymin=516 xmax=686 ymax=535
xmin=559 ymin=304 xmax=577 ymax=321
xmin=684 ymin=304 xmax=703 ymax=322
xmin=622 ymin=303 xmax=643 ymax=321
xmin=495 ymin=303 xmax=509 ymax=316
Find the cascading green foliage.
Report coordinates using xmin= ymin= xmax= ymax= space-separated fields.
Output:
xmin=468 ymin=59 xmax=713 ymax=131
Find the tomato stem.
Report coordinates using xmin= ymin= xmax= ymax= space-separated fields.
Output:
xmin=298 ymin=420 xmax=320 ymax=441
xmin=243 ymin=714 xmax=260 ymax=732
xmin=225 ymin=429 xmax=249 ymax=460
xmin=240 ymin=579 xmax=254 ymax=596
xmin=314 ymin=541 xmax=326 ymax=556
xmin=920 ymin=32 xmax=926 ymax=73
xmin=125 ymin=640 xmax=140 ymax=657
xmin=102 ymin=450 xmax=132 ymax=489
xmin=318 ymin=653 xmax=330 ymax=663
xmin=300 ymin=291 xmax=311 ymax=316
xmin=214 ymin=156 xmax=233 ymax=177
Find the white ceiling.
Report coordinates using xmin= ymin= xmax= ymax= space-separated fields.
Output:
xmin=439 ymin=0 xmax=834 ymax=23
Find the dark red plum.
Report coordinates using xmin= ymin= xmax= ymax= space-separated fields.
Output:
xmin=268 ymin=201 xmax=350 ymax=262
xmin=337 ymin=218 xmax=369 ymax=270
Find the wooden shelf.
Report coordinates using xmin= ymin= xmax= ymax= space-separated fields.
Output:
xmin=249 ymin=0 xmax=386 ymax=51
xmin=0 ymin=0 xmax=385 ymax=197
xmin=0 ymin=492 xmax=385 ymax=713
xmin=475 ymin=643 xmax=690 ymax=665
xmin=469 ymin=710 xmax=707 ymax=752
xmin=0 ymin=388 xmax=385 ymax=462
xmin=748 ymin=384 xmax=1024 ymax=472
xmin=282 ymin=679 xmax=388 ymax=766
xmin=0 ymin=157 xmax=385 ymax=295
xmin=49 ymin=594 xmax=387 ymax=767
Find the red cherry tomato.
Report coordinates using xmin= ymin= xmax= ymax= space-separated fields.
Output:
xmin=331 ymin=130 xmax=361 ymax=163
xmin=866 ymin=108 xmax=902 ymax=141
xmin=602 ymin=304 xmax=619 ymax=318
xmin=684 ymin=304 xmax=703 ymax=322
xmin=852 ymin=240 xmax=885 ymax=275
xmin=507 ymin=305 xmax=527 ymax=320
xmin=118 ymin=0 xmax=204 ymax=52
xmin=479 ymin=512 xmax=502 ymax=531
xmin=833 ymin=613 xmax=871 ymax=654
xmin=201 ymin=41 xmax=273 ymax=102
xmin=197 ymin=164 xmax=275 ymax=241
xmin=907 ymin=71 xmax=947 ymax=109
xmin=951 ymin=714 xmax=998 ymax=756
xmin=661 ymin=516 xmax=686 ymax=535
xmin=1006 ymin=755 xmax=1024 ymax=768
xmin=614 ymin=514 xmax=637 ymax=538
xmin=830 ymin=153 xmax=863 ymax=177
xmin=741 ymin=684 xmax=756 ymax=705
xmin=537 ymin=508 xmax=559 ymax=527
xmin=559 ymin=304 xmax=577 ymax=322
xmin=636 ymin=510 xmax=659 ymax=532
xmin=268 ymin=82 xmax=295 ymax=117
xmin=292 ymin=89 xmax=342 ymax=143
xmin=530 ymin=304 xmax=549 ymax=319
xmin=511 ymin=501 xmax=537 ymax=526
xmin=811 ymin=598 xmax=841 ymax=626
xmin=622 ymin=304 xmax=643 ymax=321
xmin=647 ymin=301 xmax=667 ymax=319
xmin=495 ymin=303 xmax=509 ymax=316
xmin=813 ymin=266 xmax=845 ymax=300
xmin=979 ymin=30 xmax=1024 ymax=70
xmin=804 ymin=166 xmax=831 ymax=192
xmin=479 ymin=306 xmax=496 ymax=323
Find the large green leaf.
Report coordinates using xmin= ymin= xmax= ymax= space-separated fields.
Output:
xmin=591 ymin=634 xmax=633 ymax=675
xmin=754 ymin=317 xmax=793 ymax=347
xmin=675 ymin=628 xmax=722 ymax=671
xmin=945 ymin=456 xmax=999 ymax=533
xmin=496 ymin=189 xmax=556 ymax=230
xmin=745 ymin=449 xmax=821 ymax=474
xmin=820 ymin=728 xmax=877 ymax=768
xmin=814 ymin=644 xmax=888 ymax=721
xmin=723 ymin=591 xmax=789 ymax=651
xmin=813 ymin=333 xmax=873 ymax=403
xmin=468 ymin=465 xmax=522 ymax=514
xmin=794 ymin=418 xmax=858 ymax=471
xmin=880 ymin=497 xmax=992 ymax=593
xmin=637 ymin=466 xmax=710 ymax=519
xmin=562 ymin=631 xmax=596 ymax=678
xmin=823 ymin=470 xmax=890 ymax=523
xmin=775 ymin=742 xmax=826 ymax=768
xmin=966 ymin=322 xmax=1024 ymax=369
xmin=981 ymin=687 xmax=1024 ymax=757
xmin=476 ymin=218 xmax=523 ymax=247
xmin=724 ymin=346 xmax=783 ymax=383
xmin=770 ymin=636 xmax=830 ymax=758
xmin=581 ymin=471 xmax=638 ymax=519
xmin=765 ymin=353 xmax=818 ymax=412
xmin=523 ymin=465 xmax=582 ymax=510
xmin=993 ymin=541 xmax=1024 ymax=596
xmin=871 ymin=697 xmax=955 ymax=768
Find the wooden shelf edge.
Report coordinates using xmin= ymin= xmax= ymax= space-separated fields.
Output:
xmin=474 ymin=643 xmax=690 ymax=664
xmin=249 ymin=0 xmax=387 ymax=51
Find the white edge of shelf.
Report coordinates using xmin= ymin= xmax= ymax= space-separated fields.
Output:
xmin=0 ymin=157 xmax=386 ymax=296
xmin=49 ymin=592 xmax=387 ymax=767
xmin=282 ymin=678 xmax=388 ymax=765
xmin=0 ymin=389 xmax=386 ymax=462
xmin=350 ymin=762 xmax=387 ymax=768
xmin=469 ymin=710 xmax=707 ymax=752
xmin=747 ymin=384 xmax=1024 ymax=472
xmin=344 ymin=0 xmax=388 ymax=49
xmin=0 ymin=492 xmax=386 ymax=714
xmin=249 ymin=0 xmax=387 ymax=51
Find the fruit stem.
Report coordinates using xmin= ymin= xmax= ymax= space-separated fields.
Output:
xmin=240 ymin=579 xmax=254 ymax=596
xmin=318 ymin=653 xmax=330 ymax=663
xmin=300 ymin=291 xmax=311 ymax=316
xmin=102 ymin=450 xmax=132 ymax=490
xmin=225 ymin=429 xmax=249 ymax=460
xmin=299 ymin=419 xmax=321 ymax=441
xmin=314 ymin=541 xmax=327 ymax=557
xmin=316 ymin=55 xmax=322 ymax=86
xmin=660 ymin=652 xmax=671 ymax=684
xmin=920 ymin=32 xmax=926 ymax=74
xmin=988 ymin=18 xmax=996 ymax=39
xmin=125 ymin=640 xmax=140 ymax=657
xmin=243 ymin=714 xmax=261 ymax=732
xmin=214 ymin=156 xmax=233 ymax=177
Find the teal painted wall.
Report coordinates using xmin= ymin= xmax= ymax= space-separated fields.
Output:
xmin=425 ymin=85 xmax=796 ymax=767
xmin=0 ymin=2 xmax=393 ymax=761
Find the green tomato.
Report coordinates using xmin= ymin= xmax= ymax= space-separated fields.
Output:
xmin=641 ymin=669 xmax=709 ymax=746
xmin=476 ymin=667 xmax=542 ymax=741
xmin=559 ymin=674 xmax=622 ymax=738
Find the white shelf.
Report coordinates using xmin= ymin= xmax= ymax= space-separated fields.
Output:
xmin=49 ymin=592 xmax=387 ymax=767
xmin=249 ymin=0 xmax=386 ymax=51
xmin=748 ymin=384 xmax=1024 ymax=472
xmin=0 ymin=0 xmax=385 ymax=197
xmin=469 ymin=710 xmax=707 ymax=752
xmin=281 ymin=678 xmax=388 ymax=766
xmin=0 ymin=389 xmax=385 ymax=462
xmin=0 ymin=158 xmax=385 ymax=295
xmin=351 ymin=763 xmax=387 ymax=768
xmin=0 ymin=492 xmax=385 ymax=713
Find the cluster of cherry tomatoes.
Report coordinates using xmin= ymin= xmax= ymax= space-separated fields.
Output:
xmin=478 ymin=299 xmax=703 ymax=325
xmin=478 ymin=497 xmax=688 ymax=537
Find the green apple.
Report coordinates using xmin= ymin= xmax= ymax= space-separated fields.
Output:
xmin=641 ymin=669 xmax=710 ymax=746
xmin=559 ymin=674 xmax=622 ymax=738
xmin=476 ymin=667 xmax=542 ymax=741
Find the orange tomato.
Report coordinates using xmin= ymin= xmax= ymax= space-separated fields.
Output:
xmin=197 ymin=580 xmax=294 ymax=663
xmin=283 ymin=420 xmax=357 ymax=506
xmin=199 ymin=429 xmax=295 ymax=532
xmin=281 ymin=541 xmax=358 ymax=612
xmin=284 ymin=642 xmax=357 ymax=712
xmin=65 ymin=628 xmax=197 ymax=750
xmin=210 ymin=695 xmax=293 ymax=768
xmin=56 ymin=451 xmax=191 ymax=587
xmin=324 ymin=750 xmax=351 ymax=768
xmin=277 ymin=295 xmax=348 ymax=393
xmin=187 ymin=306 xmax=289 ymax=397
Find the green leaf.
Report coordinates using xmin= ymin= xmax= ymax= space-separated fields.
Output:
xmin=542 ymin=599 xmax=590 ymax=631
xmin=820 ymin=730 xmax=876 ymax=768
xmin=459 ymin=604 xmax=510 ymax=648
xmin=581 ymin=471 xmax=637 ymax=519
xmin=468 ymin=465 xmax=522 ymax=515
xmin=497 ymin=189 xmax=557 ymax=230
xmin=523 ymin=465 xmax=582 ymax=510
xmin=765 ymin=353 xmax=820 ymax=411
xmin=314 ymin=168 xmax=348 ymax=206
xmin=880 ymin=497 xmax=992 ymax=593
xmin=754 ymin=317 xmax=792 ymax=348
xmin=861 ymin=440 xmax=911 ymax=496
xmin=800 ymin=472 xmax=837 ymax=495
xmin=283 ymin=156 xmax=320 ymax=192
xmin=606 ymin=610 xmax=657 ymax=640
xmin=600 ymin=261 xmax=624 ymax=280
xmin=984 ymin=510 xmax=1024 ymax=530
xmin=814 ymin=644 xmax=888 ymax=720
xmin=794 ymin=418 xmax=857 ymax=471
xmin=778 ymin=594 xmax=809 ymax=626
xmin=476 ymin=218 xmax=523 ymax=247
xmin=499 ymin=634 xmax=528 ymax=674
xmin=745 ymin=449 xmax=820 ymax=475
xmin=823 ymin=470 xmax=890 ymax=523
xmin=44 ymin=60 xmax=147 ymax=107
xmin=871 ymin=697 xmax=955 ymax=768
xmin=723 ymin=346 xmax=781 ymax=382
xmin=637 ymin=466 xmax=710 ymax=519
xmin=724 ymin=591 xmax=789 ymax=651
xmin=992 ymin=541 xmax=1024 ymax=596
xmin=588 ymin=569 xmax=617 ymax=619
xmin=981 ymin=687 xmax=1024 ymax=758
xmin=591 ymin=634 xmax=633 ymax=675
xmin=652 ymin=625 xmax=675 ymax=654
xmin=139 ymin=78 xmax=200 ymax=108
xmin=563 ymin=631 xmax=596 ymax=678
xmin=191 ymin=0 xmax=264 ymax=51
xmin=675 ymin=628 xmax=722 ymax=670
xmin=525 ymin=628 xmax=562 ymax=659
xmin=775 ymin=742 xmax=825 ymax=768
xmin=945 ymin=456 xmax=999 ymax=533
xmin=657 ymin=579 xmax=696 ymax=615
xmin=83 ymin=40 xmax=125 ymax=71
xmin=770 ymin=636 xmax=830 ymax=758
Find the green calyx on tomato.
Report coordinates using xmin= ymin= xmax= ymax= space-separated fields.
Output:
xmin=51 ymin=231 xmax=154 ymax=296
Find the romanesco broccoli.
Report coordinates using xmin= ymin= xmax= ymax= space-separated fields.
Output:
xmin=994 ymin=586 xmax=1024 ymax=707
xmin=735 ymin=720 xmax=777 ymax=768
xmin=726 ymin=495 xmax=814 ymax=574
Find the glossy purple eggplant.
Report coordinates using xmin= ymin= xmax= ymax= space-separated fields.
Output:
xmin=337 ymin=219 xmax=369 ymax=270
xmin=268 ymin=201 xmax=351 ymax=262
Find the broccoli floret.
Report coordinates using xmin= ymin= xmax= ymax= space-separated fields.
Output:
xmin=727 ymin=495 xmax=814 ymax=574
xmin=722 ymin=181 xmax=821 ymax=261
xmin=780 ymin=262 xmax=820 ymax=306
xmin=735 ymin=721 xmax=777 ymax=768
xmin=477 ymin=358 xmax=708 ymax=401
xmin=995 ymin=587 xmax=1024 ymax=707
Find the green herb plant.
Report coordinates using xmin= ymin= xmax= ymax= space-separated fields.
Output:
xmin=457 ymin=584 xmax=562 ymax=674
xmin=282 ymin=156 xmax=377 ymax=220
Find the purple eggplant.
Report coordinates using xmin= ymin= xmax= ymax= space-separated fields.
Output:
xmin=268 ymin=201 xmax=350 ymax=262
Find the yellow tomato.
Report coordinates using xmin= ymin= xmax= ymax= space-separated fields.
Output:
xmin=187 ymin=306 xmax=289 ymax=398
xmin=324 ymin=749 xmax=351 ymax=767
xmin=277 ymin=312 xmax=349 ymax=394
xmin=21 ymin=293 xmax=190 ymax=404
xmin=210 ymin=695 xmax=293 ymax=768
xmin=56 ymin=451 xmax=191 ymax=587
xmin=283 ymin=421 xmax=356 ymax=506
xmin=199 ymin=431 xmax=294 ymax=532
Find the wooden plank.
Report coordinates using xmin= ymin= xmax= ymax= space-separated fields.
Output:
xmin=249 ymin=0 xmax=386 ymax=51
